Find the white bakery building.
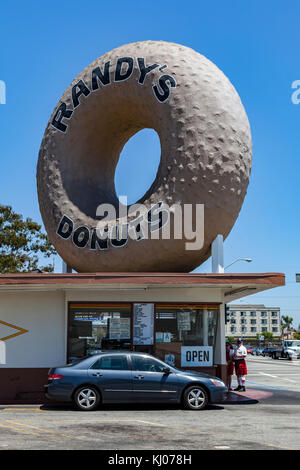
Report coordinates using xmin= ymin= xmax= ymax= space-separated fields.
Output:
xmin=0 ymin=272 xmax=284 ymax=403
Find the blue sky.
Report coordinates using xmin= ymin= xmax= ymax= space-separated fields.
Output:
xmin=0 ymin=1 xmax=300 ymax=325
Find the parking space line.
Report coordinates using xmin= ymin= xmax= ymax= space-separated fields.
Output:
xmin=259 ymin=372 xmax=278 ymax=378
xmin=0 ymin=422 xmax=57 ymax=440
xmin=2 ymin=408 xmax=43 ymax=412
xmin=4 ymin=419 xmax=84 ymax=441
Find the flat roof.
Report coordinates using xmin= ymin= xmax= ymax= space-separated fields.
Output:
xmin=0 ymin=272 xmax=285 ymax=285
xmin=0 ymin=272 xmax=285 ymax=302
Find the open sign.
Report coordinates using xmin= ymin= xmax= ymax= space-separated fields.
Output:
xmin=181 ymin=346 xmax=213 ymax=367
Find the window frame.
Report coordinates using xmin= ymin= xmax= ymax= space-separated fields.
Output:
xmin=67 ymin=301 xmax=221 ymax=364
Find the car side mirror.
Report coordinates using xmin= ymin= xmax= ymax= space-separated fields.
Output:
xmin=163 ymin=367 xmax=171 ymax=374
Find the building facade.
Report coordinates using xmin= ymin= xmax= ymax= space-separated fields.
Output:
xmin=226 ymin=304 xmax=281 ymax=338
xmin=0 ymin=272 xmax=285 ymax=402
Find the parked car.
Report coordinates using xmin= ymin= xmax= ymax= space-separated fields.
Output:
xmin=262 ymin=347 xmax=278 ymax=357
xmin=246 ymin=347 xmax=253 ymax=355
xmin=271 ymin=340 xmax=300 ymax=361
xmin=45 ymin=351 xmax=227 ymax=411
xmin=254 ymin=347 xmax=264 ymax=356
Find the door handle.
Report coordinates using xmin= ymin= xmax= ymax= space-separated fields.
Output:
xmin=134 ymin=375 xmax=144 ymax=380
xmin=92 ymin=373 xmax=103 ymax=377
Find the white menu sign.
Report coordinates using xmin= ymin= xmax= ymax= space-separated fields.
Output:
xmin=133 ymin=303 xmax=154 ymax=345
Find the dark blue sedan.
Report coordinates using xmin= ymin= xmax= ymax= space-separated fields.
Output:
xmin=45 ymin=352 xmax=227 ymax=411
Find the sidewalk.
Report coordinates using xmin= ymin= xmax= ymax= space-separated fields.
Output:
xmin=224 ymin=388 xmax=273 ymax=404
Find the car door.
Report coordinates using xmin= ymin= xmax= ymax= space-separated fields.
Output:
xmin=87 ymin=354 xmax=132 ymax=402
xmin=131 ymin=355 xmax=179 ymax=402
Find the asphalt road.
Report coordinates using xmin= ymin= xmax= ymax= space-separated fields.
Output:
xmin=0 ymin=356 xmax=299 ymax=451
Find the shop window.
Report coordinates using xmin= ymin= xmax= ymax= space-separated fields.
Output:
xmin=68 ymin=303 xmax=131 ymax=362
xmin=155 ymin=304 xmax=218 ymax=367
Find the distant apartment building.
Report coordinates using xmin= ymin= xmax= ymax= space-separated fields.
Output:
xmin=226 ymin=304 xmax=281 ymax=338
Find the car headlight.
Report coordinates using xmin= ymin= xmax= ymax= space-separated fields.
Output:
xmin=209 ymin=378 xmax=225 ymax=387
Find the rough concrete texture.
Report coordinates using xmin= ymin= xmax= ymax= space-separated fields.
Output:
xmin=37 ymin=41 xmax=252 ymax=272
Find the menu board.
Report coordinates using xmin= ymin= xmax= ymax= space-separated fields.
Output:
xmin=133 ymin=303 xmax=154 ymax=345
xmin=109 ymin=318 xmax=131 ymax=339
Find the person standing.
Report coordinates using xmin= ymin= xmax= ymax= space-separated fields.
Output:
xmin=226 ymin=341 xmax=234 ymax=391
xmin=234 ymin=338 xmax=247 ymax=391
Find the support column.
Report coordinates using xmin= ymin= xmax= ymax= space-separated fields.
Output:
xmin=62 ymin=260 xmax=72 ymax=273
xmin=211 ymin=234 xmax=224 ymax=273
xmin=202 ymin=309 xmax=208 ymax=346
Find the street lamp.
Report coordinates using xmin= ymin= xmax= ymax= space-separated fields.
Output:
xmin=225 ymin=258 xmax=252 ymax=270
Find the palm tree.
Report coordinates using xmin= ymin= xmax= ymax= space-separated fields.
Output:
xmin=282 ymin=315 xmax=294 ymax=339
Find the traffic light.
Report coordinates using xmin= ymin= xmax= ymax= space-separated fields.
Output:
xmin=225 ymin=304 xmax=230 ymax=324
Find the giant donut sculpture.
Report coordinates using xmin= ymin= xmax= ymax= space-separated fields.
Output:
xmin=37 ymin=41 xmax=252 ymax=272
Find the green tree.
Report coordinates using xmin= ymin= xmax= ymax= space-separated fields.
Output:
xmin=226 ymin=336 xmax=235 ymax=342
xmin=256 ymin=331 xmax=274 ymax=341
xmin=0 ymin=204 xmax=56 ymax=273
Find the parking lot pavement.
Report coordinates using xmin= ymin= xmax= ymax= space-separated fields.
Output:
xmin=0 ymin=356 xmax=299 ymax=451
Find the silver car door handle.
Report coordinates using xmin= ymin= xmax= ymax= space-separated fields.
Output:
xmin=92 ymin=373 xmax=103 ymax=377
xmin=134 ymin=375 xmax=144 ymax=379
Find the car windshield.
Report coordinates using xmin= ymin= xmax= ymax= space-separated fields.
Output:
xmin=285 ymin=341 xmax=300 ymax=347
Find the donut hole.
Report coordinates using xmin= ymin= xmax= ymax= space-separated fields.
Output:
xmin=115 ymin=129 xmax=161 ymax=206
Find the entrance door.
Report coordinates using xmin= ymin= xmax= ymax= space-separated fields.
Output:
xmin=87 ymin=354 xmax=132 ymax=402
xmin=130 ymin=354 xmax=179 ymax=402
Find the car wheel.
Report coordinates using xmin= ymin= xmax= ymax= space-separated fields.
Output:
xmin=183 ymin=385 xmax=208 ymax=410
xmin=74 ymin=386 xmax=100 ymax=411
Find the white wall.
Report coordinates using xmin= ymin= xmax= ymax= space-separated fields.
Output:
xmin=65 ymin=287 xmax=223 ymax=304
xmin=0 ymin=286 xmax=226 ymax=368
xmin=0 ymin=291 xmax=65 ymax=368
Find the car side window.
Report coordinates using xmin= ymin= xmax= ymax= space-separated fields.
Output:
xmin=132 ymin=356 xmax=165 ymax=372
xmin=90 ymin=355 xmax=129 ymax=370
